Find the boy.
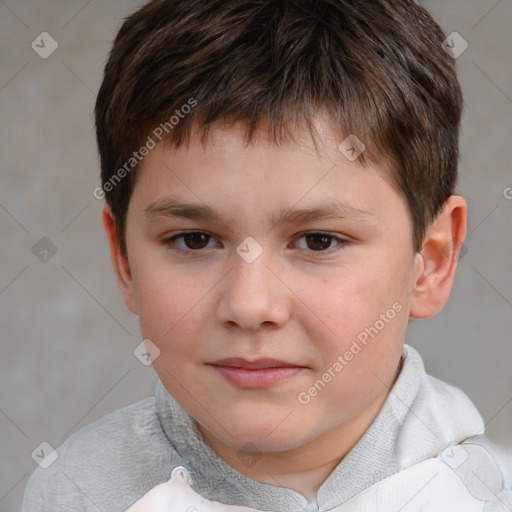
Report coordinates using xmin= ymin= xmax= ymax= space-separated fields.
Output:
xmin=23 ymin=0 xmax=512 ymax=510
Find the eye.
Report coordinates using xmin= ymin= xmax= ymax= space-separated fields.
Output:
xmin=293 ymin=232 xmax=347 ymax=253
xmin=163 ymin=231 xmax=217 ymax=252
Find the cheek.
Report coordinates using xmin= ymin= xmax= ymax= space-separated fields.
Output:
xmin=299 ymin=256 xmax=409 ymax=341
xmin=292 ymin=251 xmax=411 ymax=385
xmin=130 ymin=254 xmax=206 ymax=355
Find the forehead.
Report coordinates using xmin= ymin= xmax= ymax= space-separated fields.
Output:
xmin=157 ymin=112 xmax=370 ymax=165
xmin=132 ymin=117 xmax=407 ymax=228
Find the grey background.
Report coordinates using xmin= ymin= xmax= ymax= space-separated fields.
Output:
xmin=1 ymin=0 xmax=511 ymax=509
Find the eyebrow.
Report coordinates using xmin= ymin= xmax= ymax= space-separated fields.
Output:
xmin=144 ymin=198 xmax=378 ymax=226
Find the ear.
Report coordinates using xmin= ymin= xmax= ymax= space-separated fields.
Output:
xmin=409 ymin=195 xmax=467 ymax=319
xmin=101 ymin=204 xmax=138 ymax=315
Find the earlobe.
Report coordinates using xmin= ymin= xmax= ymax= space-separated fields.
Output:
xmin=409 ymin=196 xmax=467 ymax=319
xmin=101 ymin=205 xmax=138 ymax=315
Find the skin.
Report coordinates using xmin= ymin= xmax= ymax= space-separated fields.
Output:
xmin=103 ymin=117 xmax=467 ymax=502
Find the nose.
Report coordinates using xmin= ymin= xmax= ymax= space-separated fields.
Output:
xmin=216 ymin=248 xmax=290 ymax=332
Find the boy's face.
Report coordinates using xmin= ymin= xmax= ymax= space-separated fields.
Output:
xmin=118 ymin=118 xmax=422 ymax=453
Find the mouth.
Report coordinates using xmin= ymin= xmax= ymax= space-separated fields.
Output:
xmin=208 ymin=357 xmax=307 ymax=389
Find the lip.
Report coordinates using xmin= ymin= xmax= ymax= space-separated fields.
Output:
xmin=211 ymin=357 xmax=302 ymax=369
xmin=208 ymin=358 xmax=306 ymax=389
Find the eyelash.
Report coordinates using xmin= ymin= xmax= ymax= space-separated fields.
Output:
xmin=161 ymin=231 xmax=349 ymax=257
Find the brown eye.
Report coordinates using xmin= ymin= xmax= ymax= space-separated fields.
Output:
xmin=164 ymin=231 xmax=215 ymax=253
xmin=293 ymin=232 xmax=347 ymax=255
xmin=305 ymin=233 xmax=334 ymax=251
xmin=182 ymin=232 xmax=210 ymax=249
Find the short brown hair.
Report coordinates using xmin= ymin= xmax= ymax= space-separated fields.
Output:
xmin=95 ymin=0 xmax=463 ymax=254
